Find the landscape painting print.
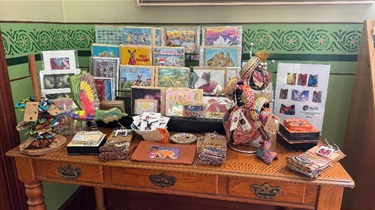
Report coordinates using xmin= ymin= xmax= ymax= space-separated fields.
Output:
xmin=120 ymin=45 xmax=152 ymax=66
xmin=155 ymin=67 xmax=190 ymax=88
xmin=91 ymin=44 xmax=120 ymax=57
xmin=200 ymin=46 xmax=241 ymax=68
xmin=118 ymin=65 xmax=154 ymax=96
xmin=94 ymin=77 xmax=115 ymax=101
xmin=153 ymin=47 xmax=185 ymax=66
xmin=202 ymin=26 xmax=243 ymax=46
xmin=122 ymin=27 xmax=154 ymax=46
xmin=165 ymin=27 xmax=200 ymax=54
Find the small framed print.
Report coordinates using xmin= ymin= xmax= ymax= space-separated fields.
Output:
xmin=165 ymin=88 xmax=203 ymax=117
xmin=134 ymin=99 xmax=158 ymax=115
xmin=122 ymin=26 xmax=155 ymax=46
xmin=192 ymin=67 xmax=226 ymax=95
xmin=41 ymin=50 xmax=78 ymax=70
xmin=39 ymin=69 xmax=80 ymax=94
xmin=131 ymin=86 xmax=165 ymax=115
xmin=183 ymin=103 xmax=206 ymax=118
xmin=93 ymin=77 xmax=115 ymax=101
xmin=200 ymin=46 xmax=242 ymax=68
xmin=153 ymin=46 xmax=185 ymax=67
xmin=155 ymin=66 xmax=191 ymax=88
xmin=202 ymin=26 xmax=243 ymax=46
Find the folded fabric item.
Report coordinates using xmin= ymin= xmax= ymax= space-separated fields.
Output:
xmin=195 ymin=133 xmax=227 ymax=166
xmin=98 ymin=141 xmax=130 ymax=162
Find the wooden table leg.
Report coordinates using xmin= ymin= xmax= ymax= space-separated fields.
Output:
xmin=316 ymin=185 xmax=344 ymax=210
xmin=24 ymin=181 xmax=46 ymax=210
xmin=94 ymin=187 xmax=106 ymax=210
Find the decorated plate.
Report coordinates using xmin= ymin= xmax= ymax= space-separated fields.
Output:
xmin=170 ymin=133 xmax=197 ymax=144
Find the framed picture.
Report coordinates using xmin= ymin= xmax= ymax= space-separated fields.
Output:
xmin=122 ymin=26 xmax=155 ymax=46
xmin=131 ymin=86 xmax=165 ymax=115
xmin=192 ymin=67 xmax=226 ymax=95
xmin=134 ymin=99 xmax=158 ymax=115
xmin=41 ymin=50 xmax=78 ymax=70
xmin=153 ymin=46 xmax=185 ymax=67
xmin=120 ymin=45 xmax=152 ymax=66
xmin=44 ymin=92 xmax=72 ymax=100
xmin=93 ymin=77 xmax=115 ymax=101
xmin=183 ymin=103 xmax=206 ymax=118
xmin=164 ymin=27 xmax=200 ymax=55
xmin=91 ymin=43 xmax=120 ymax=57
xmin=200 ymin=46 xmax=242 ymax=68
xmin=118 ymin=65 xmax=154 ymax=91
xmin=39 ymin=69 xmax=80 ymax=95
xmin=155 ymin=66 xmax=191 ymax=88
xmin=95 ymin=25 xmax=122 ymax=45
xmin=90 ymin=57 xmax=120 ymax=90
xmin=203 ymin=96 xmax=234 ymax=119
xmin=202 ymin=26 xmax=243 ymax=46
xmin=165 ymin=88 xmax=203 ymax=117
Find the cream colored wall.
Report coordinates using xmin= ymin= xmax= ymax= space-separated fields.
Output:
xmin=1 ymin=0 xmax=374 ymax=23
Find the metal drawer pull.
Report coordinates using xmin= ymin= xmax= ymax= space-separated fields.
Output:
xmin=58 ymin=164 xmax=81 ymax=179
xmin=250 ymin=183 xmax=281 ymax=199
xmin=149 ymin=173 xmax=176 ymax=187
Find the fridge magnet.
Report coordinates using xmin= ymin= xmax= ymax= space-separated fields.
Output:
xmin=118 ymin=65 xmax=154 ymax=97
xmin=131 ymin=86 xmax=165 ymax=115
xmin=94 ymin=77 xmax=115 ymax=101
xmin=39 ymin=69 xmax=80 ymax=94
xmin=202 ymin=26 xmax=243 ymax=46
xmin=91 ymin=43 xmax=120 ymax=57
xmin=155 ymin=66 xmax=191 ymax=88
xmin=153 ymin=46 xmax=185 ymax=66
xmin=200 ymin=46 xmax=242 ymax=67
xmin=41 ymin=50 xmax=78 ymax=70
xmin=122 ymin=26 xmax=155 ymax=46
xmin=120 ymin=45 xmax=152 ymax=66
xmin=95 ymin=25 xmax=122 ymax=45
xmin=134 ymin=99 xmax=158 ymax=115
xmin=297 ymin=73 xmax=308 ymax=86
xmin=165 ymin=88 xmax=203 ymax=117
xmin=192 ymin=67 xmax=226 ymax=95
xmin=164 ymin=27 xmax=200 ymax=54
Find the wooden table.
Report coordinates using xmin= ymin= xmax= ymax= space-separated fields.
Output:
xmin=6 ymin=131 xmax=354 ymax=210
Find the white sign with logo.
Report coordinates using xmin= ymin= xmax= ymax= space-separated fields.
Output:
xmin=274 ymin=63 xmax=330 ymax=131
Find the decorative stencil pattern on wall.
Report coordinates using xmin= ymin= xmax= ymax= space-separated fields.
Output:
xmin=0 ymin=23 xmax=362 ymax=59
xmin=242 ymin=24 xmax=362 ymax=54
xmin=1 ymin=23 xmax=94 ymax=57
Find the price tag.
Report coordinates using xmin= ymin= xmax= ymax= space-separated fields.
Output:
xmin=48 ymin=104 xmax=62 ymax=116
xmin=264 ymin=114 xmax=280 ymax=134
xmin=23 ymin=102 xmax=39 ymax=122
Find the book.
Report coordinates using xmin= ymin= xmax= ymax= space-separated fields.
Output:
xmin=67 ymin=131 xmax=107 ymax=155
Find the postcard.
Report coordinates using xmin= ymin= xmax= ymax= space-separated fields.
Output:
xmin=134 ymin=99 xmax=158 ymax=115
xmin=120 ymin=45 xmax=152 ymax=66
xmin=95 ymin=25 xmax=122 ymax=45
xmin=140 ymin=112 xmax=161 ymax=131
xmin=41 ymin=50 xmax=78 ymax=70
xmin=131 ymin=86 xmax=165 ymax=115
xmin=200 ymin=46 xmax=242 ymax=68
xmin=122 ymin=26 xmax=155 ymax=46
xmin=118 ymin=65 xmax=154 ymax=95
xmin=164 ymin=27 xmax=200 ymax=54
xmin=155 ymin=66 xmax=191 ymax=88
xmin=202 ymin=26 xmax=243 ymax=46
xmin=203 ymin=96 xmax=234 ymax=119
xmin=192 ymin=67 xmax=226 ymax=95
xmin=165 ymin=88 xmax=203 ymax=117
xmin=91 ymin=43 xmax=120 ymax=57
xmin=153 ymin=46 xmax=185 ymax=66
xmin=93 ymin=77 xmax=115 ymax=101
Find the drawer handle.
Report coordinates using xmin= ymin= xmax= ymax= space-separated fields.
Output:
xmin=149 ymin=173 xmax=176 ymax=188
xmin=250 ymin=183 xmax=281 ymax=199
xmin=58 ymin=165 xmax=81 ymax=179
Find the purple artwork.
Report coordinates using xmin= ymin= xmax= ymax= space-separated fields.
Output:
xmin=204 ymin=26 xmax=242 ymax=46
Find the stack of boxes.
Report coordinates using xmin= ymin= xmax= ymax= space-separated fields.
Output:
xmin=276 ymin=118 xmax=320 ymax=151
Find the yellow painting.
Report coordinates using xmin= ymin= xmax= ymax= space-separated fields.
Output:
xmin=120 ymin=45 xmax=152 ymax=66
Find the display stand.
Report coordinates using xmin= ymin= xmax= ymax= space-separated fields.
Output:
xmin=342 ymin=20 xmax=375 ymax=210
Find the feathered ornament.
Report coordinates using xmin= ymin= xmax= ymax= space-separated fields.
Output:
xmin=69 ymin=71 xmax=127 ymax=122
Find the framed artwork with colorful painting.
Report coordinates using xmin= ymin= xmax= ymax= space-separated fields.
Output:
xmin=202 ymin=26 xmax=243 ymax=46
xmin=120 ymin=45 xmax=152 ymax=66
xmin=200 ymin=46 xmax=242 ymax=68
xmin=90 ymin=57 xmax=120 ymax=90
xmin=39 ymin=69 xmax=80 ymax=96
xmin=134 ymin=99 xmax=158 ymax=115
xmin=192 ymin=67 xmax=226 ymax=95
xmin=91 ymin=44 xmax=120 ymax=57
xmin=155 ymin=67 xmax=191 ymax=88
xmin=41 ymin=50 xmax=78 ymax=70
xmin=94 ymin=77 xmax=115 ymax=101
xmin=122 ymin=26 xmax=155 ymax=46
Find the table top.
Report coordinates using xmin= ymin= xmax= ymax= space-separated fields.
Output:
xmin=6 ymin=128 xmax=355 ymax=188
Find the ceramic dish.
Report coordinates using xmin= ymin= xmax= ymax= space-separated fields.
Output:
xmin=170 ymin=133 xmax=197 ymax=144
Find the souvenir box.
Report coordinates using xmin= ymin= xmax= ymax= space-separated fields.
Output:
xmin=276 ymin=132 xmax=318 ymax=151
xmin=67 ymin=131 xmax=107 ymax=155
xmin=279 ymin=123 xmax=320 ymax=141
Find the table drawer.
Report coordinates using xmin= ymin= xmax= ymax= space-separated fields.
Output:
xmin=37 ymin=160 xmax=103 ymax=183
xmin=229 ymin=177 xmax=317 ymax=205
xmin=111 ymin=168 xmax=218 ymax=194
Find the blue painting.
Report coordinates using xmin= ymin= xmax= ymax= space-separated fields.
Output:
xmin=122 ymin=27 xmax=153 ymax=46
